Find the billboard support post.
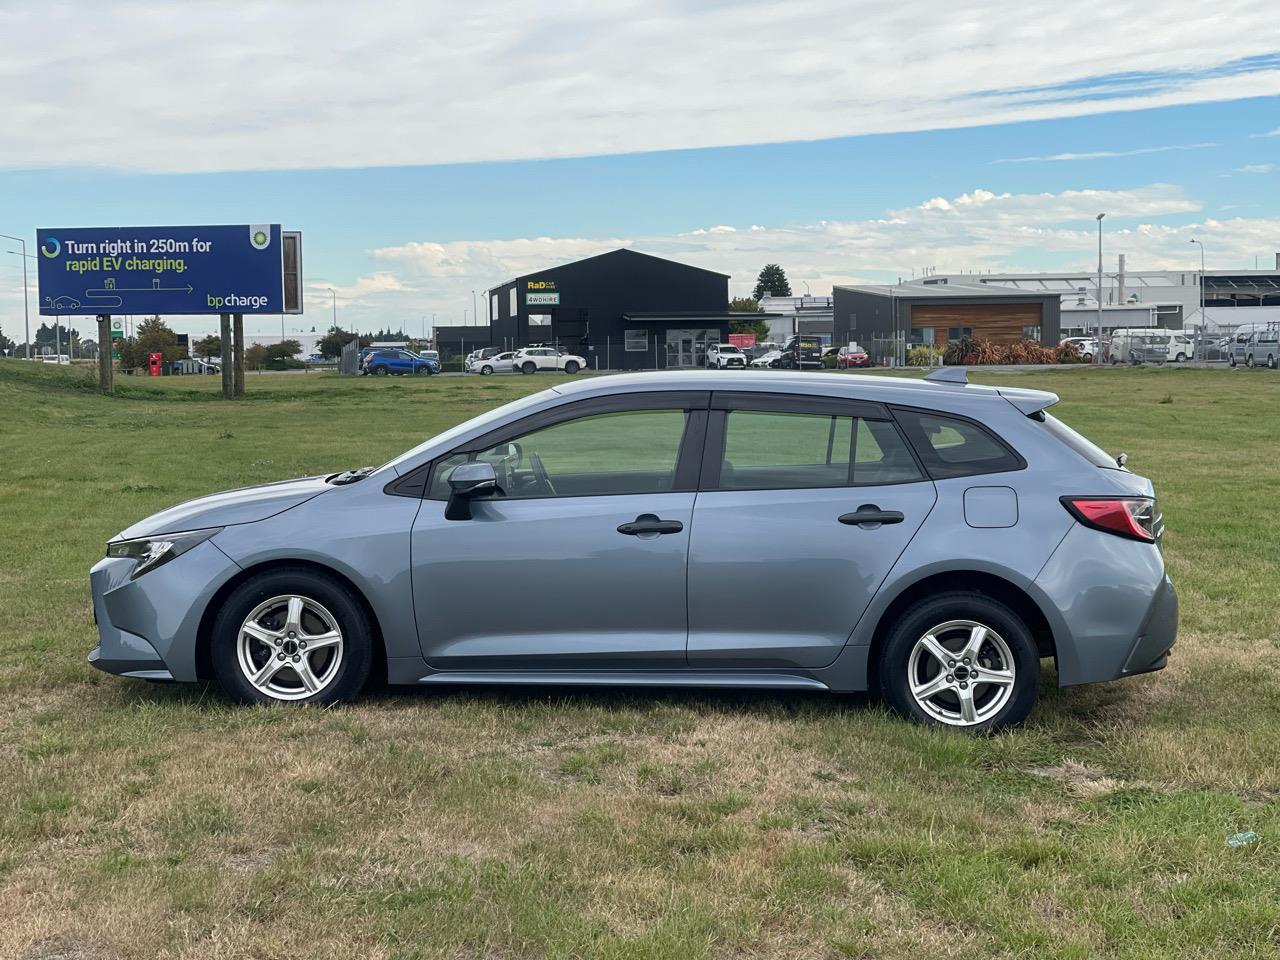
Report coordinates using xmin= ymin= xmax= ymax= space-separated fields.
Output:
xmin=233 ymin=313 xmax=245 ymax=396
xmin=96 ymin=315 xmax=112 ymax=395
xmin=220 ymin=314 xmax=233 ymax=400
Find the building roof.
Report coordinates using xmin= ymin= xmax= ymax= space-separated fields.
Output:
xmin=497 ymin=248 xmax=731 ymax=287
xmin=834 ymin=282 xmax=1059 ymax=301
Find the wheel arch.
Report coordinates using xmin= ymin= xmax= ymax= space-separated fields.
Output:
xmin=195 ymin=558 xmax=387 ymax=688
xmin=865 ymin=569 xmax=1057 ymax=692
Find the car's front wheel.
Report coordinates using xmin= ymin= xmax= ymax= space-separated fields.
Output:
xmin=877 ymin=593 xmax=1039 ymax=731
xmin=480 ymin=364 xmax=493 ymax=375
xmin=563 ymin=360 xmax=580 ymax=374
xmin=521 ymin=361 xmax=537 ymax=374
xmin=211 ymin=568 xmax=373 ymax=705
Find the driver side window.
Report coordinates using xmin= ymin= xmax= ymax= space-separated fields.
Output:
xmin=429 ymin=408 xmax=690 ymax=500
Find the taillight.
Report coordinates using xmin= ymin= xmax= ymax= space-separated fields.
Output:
xmin=1061 ymin=497 xmax=1157 ymax=543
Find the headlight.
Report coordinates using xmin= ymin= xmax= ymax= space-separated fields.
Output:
xmin=106 ymin=528 xmax=222 ymax=579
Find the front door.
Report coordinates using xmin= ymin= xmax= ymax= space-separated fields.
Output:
xmin=687 ymin=393 xmax=937 ymax=668
xmin=411 ymin=395 xmax=708 ymax=669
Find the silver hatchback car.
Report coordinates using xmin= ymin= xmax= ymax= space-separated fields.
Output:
xmin=90 ymin=370 xmax=1177 ymax=730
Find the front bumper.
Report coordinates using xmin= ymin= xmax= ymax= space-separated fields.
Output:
xmin=89 ymin=539 xmax=242 ymax=682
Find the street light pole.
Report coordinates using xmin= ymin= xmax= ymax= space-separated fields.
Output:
xmin=1094 ymin=214 xmax=1105 ymax=364
xmin=1 ymin=234 xmax=31 ymax=358
xmin=1189 ymin=238 xmax=1205 ymax=362
xmin=327 ymin=287 xmax=337 ymax=329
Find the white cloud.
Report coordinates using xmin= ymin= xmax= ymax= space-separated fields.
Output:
xmin=995 ymin=143 xmax=1217 ymax=163
xmin=2 ymin=1 xmax=1280 ymax=173
xmin=1234 ymin=163 xmax=1275 ymax=173
xmin=1251 ymin=128 xmax=1280 ymax=137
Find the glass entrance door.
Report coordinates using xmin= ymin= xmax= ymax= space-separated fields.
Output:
xmin=666 ymin=329 xmax=717 ymax=368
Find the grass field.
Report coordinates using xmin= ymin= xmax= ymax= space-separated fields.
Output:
xmin=1 ymin=359 xmax=1278 ymax=959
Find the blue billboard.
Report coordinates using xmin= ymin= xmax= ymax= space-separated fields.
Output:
xmin=36 ymin=224 xmax=286 ymax=316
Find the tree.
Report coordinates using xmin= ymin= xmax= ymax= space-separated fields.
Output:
xmin=244 ymin=343 xmax=269 ymax=370
xmin=193 ymin=334 xmax=222 ymax=358
xmin=317 ymin=326 xmax=360 ymax=359
xmin=0 ymin=325 xmax=13 ymax=356
xmin=134 ymin=316 xmax=183 ymax=362
xmin=729 ymin=296 xmax=761 ymax=313
xmin=752 ymin=264 xmax=792 ymax=300
xmin=729 ymin=316 xmax=771 ymax=344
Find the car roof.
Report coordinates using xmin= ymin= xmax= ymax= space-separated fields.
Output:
xmin=549 ymin=370 xmax=1058 ymax=415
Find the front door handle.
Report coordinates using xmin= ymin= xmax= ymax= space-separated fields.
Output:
xmin=618 ymin=514 xmax=684 ymax=536
xmin=839 ymin=505 xmax=905 ymax=526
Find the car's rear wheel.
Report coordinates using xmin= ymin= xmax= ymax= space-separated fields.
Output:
xmin=373 ymin=366 xmax=389 ymax=376
xmin=563 ymin=360 xmax=580 ymax=374
xmin=877 ymin=593 xmax=1039 ymax=732
xmin=211 ymin=568 xmax=373 ymax=705
xmin=521 ymin=361 xmax=537 ymax=375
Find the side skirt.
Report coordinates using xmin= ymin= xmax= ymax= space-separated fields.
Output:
xmin=415 ymin=670 xmax=830 ymax=691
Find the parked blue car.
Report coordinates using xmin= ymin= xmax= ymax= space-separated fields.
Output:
xmin=362 ymin=349 xmax=440 ymax=376
xmin=89 ymin=370 xmax=1176 ymax=730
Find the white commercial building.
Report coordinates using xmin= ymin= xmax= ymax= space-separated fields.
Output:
xmin=909 ymin=255 xmax=1280 ymax=335
xmin=756 ymin=294 xmax=835 ymax=342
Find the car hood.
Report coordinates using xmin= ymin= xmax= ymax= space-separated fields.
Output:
xmin=113 ymin=476 xmax=332 ymax=541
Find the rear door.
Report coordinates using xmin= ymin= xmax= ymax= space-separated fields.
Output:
xmin=686 ymin=392 xmax=937 ymax=668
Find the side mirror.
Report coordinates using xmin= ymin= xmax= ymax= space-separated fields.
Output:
xmin=444 ymin=461 xmax=498 ymax=521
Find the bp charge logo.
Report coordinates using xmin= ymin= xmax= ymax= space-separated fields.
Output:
xmin=249 ymin=225 xmax=271 ymax=250
xmin=40 ymin=237 xmax=61 ymax=258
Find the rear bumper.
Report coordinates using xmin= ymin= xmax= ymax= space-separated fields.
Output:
xmin=1034 ymin=525 xmax=1178 ymax=687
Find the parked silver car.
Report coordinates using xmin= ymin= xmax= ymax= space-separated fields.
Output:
xmin=90 ymin=370 xmax=1176 ymax=730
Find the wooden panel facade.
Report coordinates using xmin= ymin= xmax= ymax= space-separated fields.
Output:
xmin=911 ymin=302 xmax=1043 ymax=347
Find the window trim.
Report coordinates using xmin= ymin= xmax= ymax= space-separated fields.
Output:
xmin=699 ymin=393 xmax=927 ymax=492
xmin=421 ymin=391 xmax=711 ymax=502
xmin=889 ymin=404 xmax=1027 ymax=480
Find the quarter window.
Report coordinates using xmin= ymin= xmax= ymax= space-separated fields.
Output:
xmin=893 ymin=409 xmax=1023 ymax=479
xmin=430 ymin=409 xmax=690 ymax=500
xmin=714 ymin=409 xmax=922 ymax=490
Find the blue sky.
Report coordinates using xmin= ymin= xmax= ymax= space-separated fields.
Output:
xmin=1 ymin=0 xmax=1278 ymax=338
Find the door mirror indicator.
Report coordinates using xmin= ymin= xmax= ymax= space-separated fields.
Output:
xmin=445 ymin=462 xmax=498 ymax=520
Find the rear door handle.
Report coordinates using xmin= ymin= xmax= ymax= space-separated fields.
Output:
xmin=618 ymin=514 xmax=684 ymax=536
xmin=839 ymin=505 xmax=905 ymax=526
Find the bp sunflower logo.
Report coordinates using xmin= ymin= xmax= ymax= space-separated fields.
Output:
xmin=249 ymin=225 xmax=271 ymax=250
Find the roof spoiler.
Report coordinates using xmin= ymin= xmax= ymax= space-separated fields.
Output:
xmin=923 ymin=366 xmax=967 ymax=385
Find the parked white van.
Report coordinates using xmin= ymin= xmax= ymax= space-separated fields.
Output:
xmin=1108 ymin=328 xmax=1193 ymax=362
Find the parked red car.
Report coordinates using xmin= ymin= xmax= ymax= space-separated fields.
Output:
xmin=838 ymin=344 xmax=871 ymax=368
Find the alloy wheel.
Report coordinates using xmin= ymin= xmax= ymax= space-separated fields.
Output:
xmin=907 ymin=619 xmax=1016 ymax=727
xmin=236 ymin=595 xmax=344 ymax=701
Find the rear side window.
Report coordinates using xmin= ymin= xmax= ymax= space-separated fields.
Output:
xmin=893 ymin=409 xmax=1023 ymax=479
xmin=714 ymin=409 xmax=923 ymax=490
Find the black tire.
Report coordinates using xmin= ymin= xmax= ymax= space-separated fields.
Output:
xmin=373 ymin=366 xmax=389 ymax=376
xmin=1230 ymin=357 xmax=1237 ymax=367
xmin=480 ymin=365 xmax=493 ymax=375
xmin=521 ymin=361 xmax=537 ymax=375
xmin=563 ymin=360 xmax=580 ymax=374
xmin=416 ymin=365 xmax=433 ymax=376
xmin=210 ymin=568 xmax=373 ymax=705
xmin=1269 ymin=355 xmax=1276 ymax=370
xmin=1246 ymin=356 xmax=1254 ymax=368
xmin=1175 ymin=352 xmax=1187 ymax=363
xmin=876 ymin=592 xmax=1039 ymax=732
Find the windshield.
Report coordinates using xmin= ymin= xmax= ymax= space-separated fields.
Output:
xmin=1039 ymin=413 xmax=1116 ymax=469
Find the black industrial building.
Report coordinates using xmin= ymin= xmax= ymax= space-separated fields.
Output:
xmin=437 ymin=249 xmax=758 ymax=370
xmin=832 ymin=283 xmax=1062 ymax=360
